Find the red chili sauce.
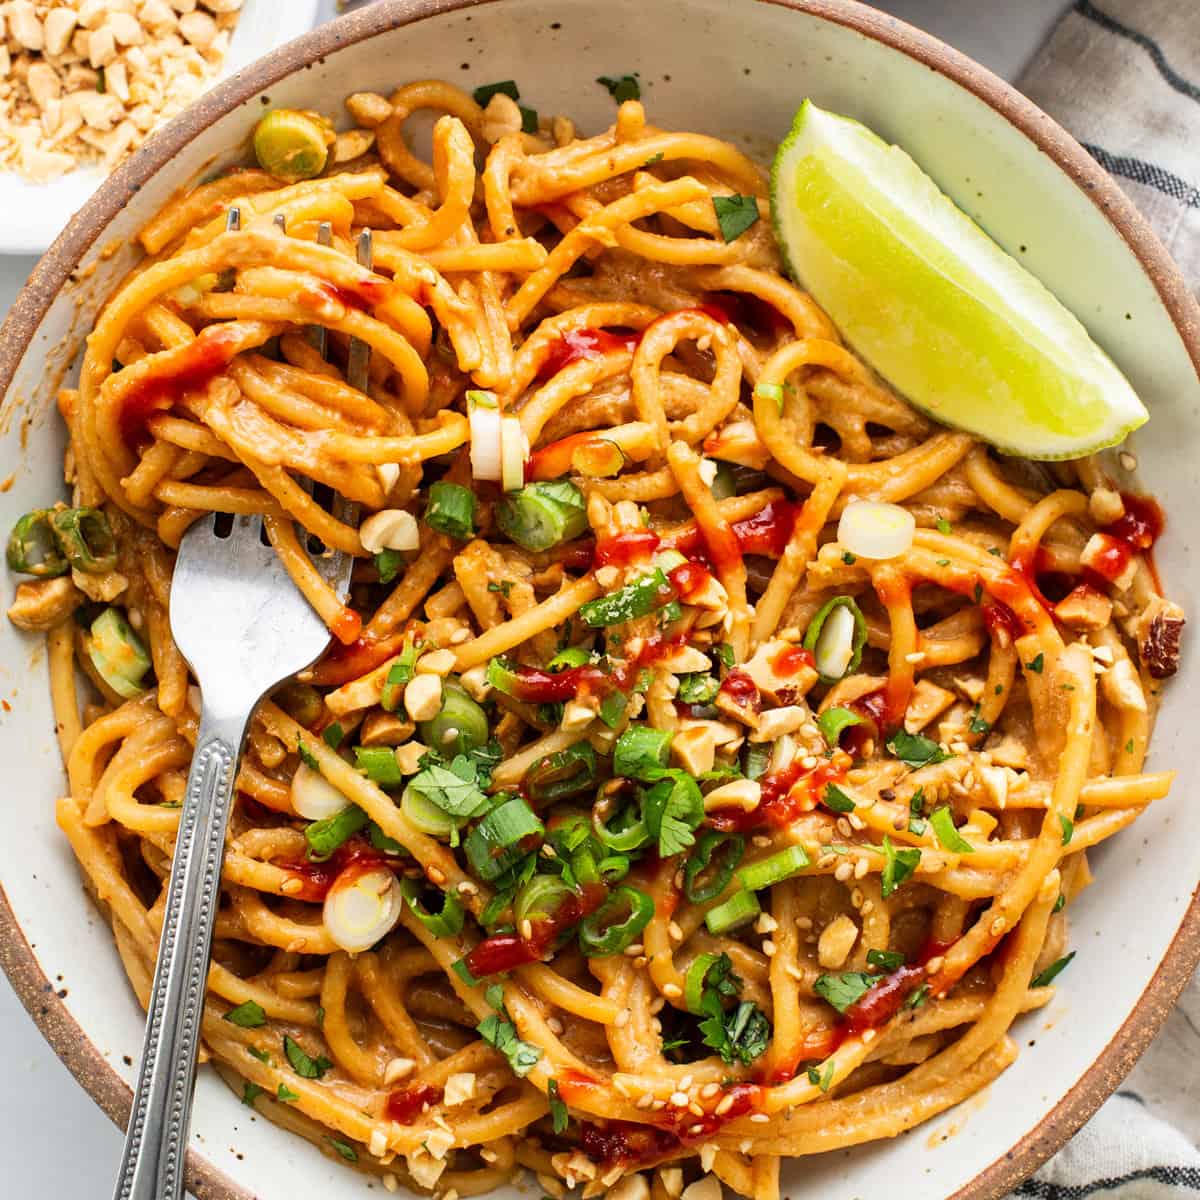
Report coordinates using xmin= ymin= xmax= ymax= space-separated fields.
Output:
xmin=385 ymin=1082 xmax=443 ymax=1124
xmin=709 ymin=754 xmax=848 ymax=833
xmin=117 ymin=324 xmax=244 ymax=445
xmin=669 ymin=499 xmax=797 ymax=566
xmin=537 ymin=328 xmax=642 ymax=381
xmin=277 ymin=841 xmax=392 ymax=903
xmin=595 ymin=529 xmax=661 ymax=568
xmin=306 ymin=631 xmax=407 ymax=686
xmin=465 ymin=882 xmax=608 ymax=977
xmin=842 ymin=936 xmax=957 ymax=1037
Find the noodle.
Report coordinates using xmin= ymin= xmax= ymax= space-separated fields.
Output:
xmin=9 ymin=81 xmax=1182 ymax=1198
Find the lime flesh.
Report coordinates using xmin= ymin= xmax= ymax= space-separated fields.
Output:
xmin=769 ymin=101 xmax=1147 ymax=459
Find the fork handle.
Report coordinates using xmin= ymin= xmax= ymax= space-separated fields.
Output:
xmin=113 ymin=709 xmax=249 ymax=1200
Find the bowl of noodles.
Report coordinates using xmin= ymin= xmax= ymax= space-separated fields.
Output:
xmin=1 ymin=2 xmax=1198 ymax=1199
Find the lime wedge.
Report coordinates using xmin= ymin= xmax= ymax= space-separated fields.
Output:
xmin=769 ymin=101 xmax=1147 ymax=459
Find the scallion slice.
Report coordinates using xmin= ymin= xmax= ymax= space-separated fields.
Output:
xmin=613 ymin=725 xmax=673 ymax=780
xmin=424 ymin=481 xmax=477 ymax=540
xmin=465 ymin=797 xmax=544 ymax=881
xmin=354 ymin=745 xmax=404 ymax=788
xmin=418 ymin=678 xmax=489 ymax=756
xmin=704 ymin=888 xmax=760 ymax=934
xmin=684 ymin=831 xmax=745 ymax=904
xmin=6 ymin=509 xmax=68 ymax=577
xmin=737 ymin=844 xmax=811 ymax=892
xmin=803 ymin=595 xmax=868 ymax=683
xmin=816 ymin=706 xmax=866 ymax=747
xmin=496 ymin=480 xmax=587 ymax=551
xmin=305 ymin=806 xmax=368 ymax=857
xmin=514 ymin=873 xmax=575 ymax=927
xmin=526 ymin=742 xmax=597 ymax=802
xmin=577 ymin=885 xmax=653 ymax=956
xmin=399 ymin=879 xmax=465 ymax=936
xmin=50 ymin=507 xmax=117 ymax=574
xmin=579 ymin=568 xmax=673 ymax=627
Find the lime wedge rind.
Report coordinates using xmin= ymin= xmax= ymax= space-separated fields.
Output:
xmin=769 ymin=100 xmax=1148 ymax=461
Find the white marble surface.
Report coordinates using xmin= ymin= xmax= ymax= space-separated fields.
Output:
xmin=10 ymin=2 xmax=1195 ymax=1198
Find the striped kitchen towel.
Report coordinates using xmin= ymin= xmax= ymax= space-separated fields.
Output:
xmin=1013 ymin=2 xmax=1200 ymax=1196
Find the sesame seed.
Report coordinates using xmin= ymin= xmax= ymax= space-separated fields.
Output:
xmin=752 ymin=834 xmax=772 ymax=848
xmin=662 ymin=982 xmax=683 ymax=999
xmin=689 ymin=1123 xmax=705 ymax=1135
xmin=904 ymin=651 xmax=926 ymax=664
xmin=701 ymin=1082 xmax=720 ymax=1099
xmin=847 ymin=812 xmax=866 ymax=831
xmin=624 ymin=943 xmax=644 ymax=958
xmin=547 ymin=1017 xmax=564 ymax=1035
xmin=670 ymin=1091 xmax=689 ymax=1107
xmin=280 ymin=878 xmax=303 ymax=895
xmin=428 ymin=866 xmax=447 ymax=886
xmin=652 ymin=1099 xmax=667 ymax=1111
xmin=854 ymin=857 xmax=869 ymax=879
xmin=521 ymin=919 xmax=534 ymax=940
xmin=850 ymin=887 xmax=865 ymax=908
xmin=836 ymin=817 xmax=852 ymax=837
xmin=636 ymin=1093 xmax=654 ymax=1109
xmin=762 ymin=939 xmax=776 ymax=957
xmin=800 ymin=755 xmax=818 ymax=770
xmin=668 ymin=922 xmax=684 ymax=941
xmin=861 ymin=1028 xmax=877 ymax=1043
xmin=834 ymin=861 xmax=854 ymax=882
xmin=749 ymin=1112 xmax=770 ymax=1123
xmin=457 ymin=880 xmax=478 ymax=896
xmin=615 ymin=1010 xmax=630 ymax=1028
xmin=861 ymin=900 xmax=874 ymax=915
xmin=715 ymin=1094 xmax=734 ymax=1116
xmin=689 ymin=1103 xmax=705 ymax=1117
xmin=1119 ymin=451 xmax=1138 ymax=471
xmin=925 ymin=956 xmax=944 ymax=974
xmin=796 ymin=916 xmax=813 ymax=930
xmin=990 ymin=917 xmax=1007 ymax=935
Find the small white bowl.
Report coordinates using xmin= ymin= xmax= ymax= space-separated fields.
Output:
xmin=0 ymin=0 xmax=320 ymax=254
xmin=0 ymin=2 xmax=1198 ymax=1199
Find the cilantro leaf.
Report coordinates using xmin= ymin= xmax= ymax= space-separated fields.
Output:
xmin=886 ymin=729 xmax=951 ymax=769
xmin=408 ymin=762 xmax=490 ymax=818
xmin=597 ymin=73 xmax=640 ymax=102
xmin=284 ymin=1036 xmax=332 ymax=1080
xmin=1031 ymin=951 xmax=1076 ymax=988
xmin=822 ymin=783 xmax=855 ymax=814
xmin=713 ymin=194 xmax=760 ymax=242
xmin=241 ymin=1082 xmax=263 ymax=1106
xmin=473 ymin=80 xmax=520 ymax=106
xmin=929 ymin=806 xmax=974 ymax=854
xmin=1059 ymin=813 xmax=1074 ymax=846
xmin=881 ymin=835 xmax=921 ymax=898
xmin=548 ymin=1078 xmax=569 ymax=1133
xmin=224 ymin=1000 xmax=266 ymax=1028
xmin=699 ymin=1000 xmax=769 ymax=1065
xmin=477 ymin=1014 xmax=543 ymax=1077
xmin=327 ymin=1137 xmax=358 ymax=1163
xmin=813 ymin=971 xmax=874 ymax=1014
xmin=866 ymin=949 xmax=905 ymax=972
xmin=643 ymin=769 xmax=704 ymax=858
xmin=277 ymin=1082 xmax=299 ymax=1102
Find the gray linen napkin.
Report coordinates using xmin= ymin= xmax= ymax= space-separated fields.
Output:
xmin=1011 ymin=2 xmax=1200 ymax=1195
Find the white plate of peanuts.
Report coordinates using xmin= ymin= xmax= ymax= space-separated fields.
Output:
xmin=0 ymin=0 xmax=319 ymax=254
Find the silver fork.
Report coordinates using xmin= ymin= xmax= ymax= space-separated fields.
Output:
xmin=112 ymin=209 xmax=370 ymax=1200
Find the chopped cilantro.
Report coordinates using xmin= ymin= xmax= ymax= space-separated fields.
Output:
xmin=713 ymin=194 xmax=760 ymax=242
xmin=881 ymin=835 xmax=920 ymax=898
xmin=1027 ymin=653 xmax=1044 ymax=674
xmin=1031 ymin=952 xmax=1075 ymax=988
xmin=284 ymin=1035 xmax=332 ymax=1080
xmin=473 ymin=80 xmax=520 ymax=106
xmin=597 ymin=73 xmax=640 ymax=102
xmin=224 ymin=1000 xmax=266 ymax=1028
xmin=277 ymin=1082 xmax=299 ymax=1102
xmin=886 ymin=729 xmax=951 ymax=769
xmin=813 ymin=971 xmax=873 ymax=1013
xmin=241 ymin=1083 xmax=263 ymax=1107
xmin=548 ymin=1078 xmax=569 ymax=1133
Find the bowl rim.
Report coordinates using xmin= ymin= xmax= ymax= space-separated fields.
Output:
xmin=1 ymin=1 xmax=1198 ymax=1197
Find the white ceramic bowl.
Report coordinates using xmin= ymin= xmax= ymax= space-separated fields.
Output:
xmin=1 ymin=2 xmax=1198 ymax=1198
xmin=0 ymin=0 xmax=320 ymax=254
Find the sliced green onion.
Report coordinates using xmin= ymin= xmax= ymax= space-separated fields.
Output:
xmin=597 ymin=688 xmax=629 ymax=729
xmin=275 ymin=681 xmax=323 ymax=727
xmin=485 ymin=656 xmax=523 ymax=697
xmin=743 ymin=743 xmax=771 ymax=781
xmin=399 ymin=879 xmax=465 ymax=936
xmin=684 ymin=951 xmax=728 ymax=1015
xmin=704 ymin=888 xmax=760 ymax=934
xmin=684 ymin=831 xmax=745 ymax=904
xmin=7 ymin=509 xmax=68 ymax=576
xmin=252 ymin=109 xmax=330 ymax=179
xmin=677 ymin=672 xmax=720 ymax=705
xmin=424 ymin=481 xmax=477 ymax=540
xmin=354 ymin=745 xmax=404 ymax=787
xmin=592 ymin=799 xmax=650 ymax=853
xmin=578 ymin=885 xmax=654 ymax=956
xmin=418 ymin=678 xmax=488 ymax=756
xmin=496 ymin=480 xmax=587 ymax=551
xmin=547 ymin=646 xmax=590 ymax=671
xmin=465 ymin=797 xmax=544 ymax=881
xmin=514 ymin=874 xmax=575 ymax=927
xmin=803 ymin=595 xmax=868 ymax=683
xmin=1030 ymin=951 xmax=1076 ymax=988
xmin=929 ymin=806 xmax=974 ymax=853
xmin=466 ymin=387 xmax=498 ymax=409
xmin=86 ymin=608 xmax=151 ymax=698
xmin=596 ymin=854 xmax=630 ymax=883
xmin=753 ymin=381 xmax=784 ymax=412
xmin=380 ymin=639 xmax=421 ymax=712
xmin=305 ymin=806 xmax=368 ymax=857
xmin=737 ymin=844 xmax=810 ymax=892
xmin=613 ymin=725 xmax=672 ymax=780
xmin=50 ymin=507 xmax=117 ymax=573
xmin=711 ymin=462 xmax=737 ymax=501
xmin=816 ymin=706 xmax=865 ymax=747
xmin=579 ymin=568 xmax=673 ymax=627
xmin=526 ymin=743 xmax=597 ymax=803
xmin=401 ymin=782 xmax=457 ymax=836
